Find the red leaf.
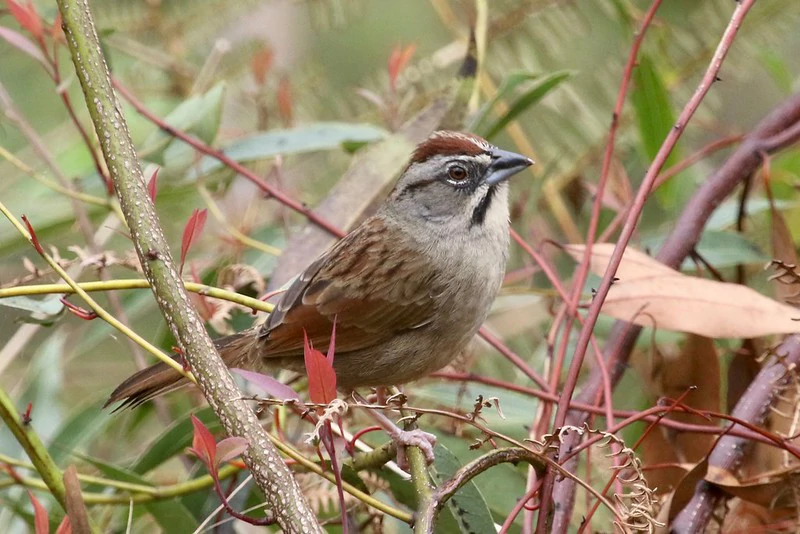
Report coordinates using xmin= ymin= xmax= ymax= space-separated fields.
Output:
xmin=21 ymin=214 xmax=43 ymax=253
xmin=388 ymin=43 xmax=415 ymax=92
xmin=50 ymin=12 xmax=63 ymax=43
xmin=146 ymin=167 xmax=159 ymax=203
xmin=232 ymin=368 xmax=300 ymax=401
xmin=215 ymin=436 xmax=249 ymax=467
xmin=303 ymin=330 xmax=337 ymax=407
xmin=179 ymin=208 xmax=207 ymax=275
xmin=27 ymin=491 xmax=49 ymax=534
xmin=6 ymin=0 xmax=42 ymax=41
xmin=0 ymin=26 xmax=49 ymax=71
xmin=189 ymin=263 xmax=216 ymax=320
xmin=251 ymin=47 xmax=273 ymax=85
xmin=277 ymin=76 xmax=293 ymax=127
xmin=55 ymin=516 xmax=72 ymax=534
xmin=188 ymin=414 xmax=216 ymax=469
xmin=60 ymin=297 xmax=98 ymax=320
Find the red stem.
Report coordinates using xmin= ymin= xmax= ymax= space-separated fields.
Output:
xmin=44 ymin=38 xmax=112 ymax=194
xmin=210 ymin=469 xmax=274 ymax=526
xmin=537 ymin=1 xmax=756 ymax=531
xmin=112 ymin=78 xmax=346 ymax=239
xmin=432 ymin=372 xmax=799 ymax=452
xmin=597 ymin=133 xmax=743 ymax=243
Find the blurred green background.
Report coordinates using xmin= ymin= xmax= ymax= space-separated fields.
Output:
xmin=1 ymin=0 xmax=800 ymax=532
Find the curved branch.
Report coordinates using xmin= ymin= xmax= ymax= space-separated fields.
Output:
xmin=670 ymin=336 xmax=800 ymax=532
xmin=415 ymin=447 xmax=545 ymax=533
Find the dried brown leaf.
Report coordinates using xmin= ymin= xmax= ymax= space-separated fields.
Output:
xmin=769 ymin=202 xmax=799 ymax=304
xmin=564 ymin=244 xmax=800 ymax=338
xmin=640 ymin=335 xmax=719 ymax=493
xmin=706 ymin=464 xmax=800 ymax=508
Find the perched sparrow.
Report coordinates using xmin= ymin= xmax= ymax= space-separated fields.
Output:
xmin=107 ymin=131 xmax=532 ymax=410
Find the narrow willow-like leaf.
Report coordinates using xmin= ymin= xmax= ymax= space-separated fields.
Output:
xmin=431 ymin=443 xmax=496 ymax=534
xmin=468 ymin=70 xmax=540 ymax=134
xmin=481 ymin=70 xmax=573 ymax=140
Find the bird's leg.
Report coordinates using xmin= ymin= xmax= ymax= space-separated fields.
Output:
xmin=353 ymin=390 xmax=436 ymax=470
xmin=374 ymin=409 xmax=437 ymax=470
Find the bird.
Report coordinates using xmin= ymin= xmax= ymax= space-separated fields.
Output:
xmin=106 ymin=131 xmax=532 ymax=423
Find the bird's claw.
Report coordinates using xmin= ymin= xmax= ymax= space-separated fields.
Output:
xmin=392 ymin=429 xmax=437 ymax=470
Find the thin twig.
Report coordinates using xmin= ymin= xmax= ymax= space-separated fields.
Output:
xmin=530 ymin=1 xmax=669 ymax=527
xmin=112 ymin=79 xmax=345 ymax=239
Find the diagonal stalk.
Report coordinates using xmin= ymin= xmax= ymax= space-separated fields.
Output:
xmin=55 ymin=0 xmax=322 ymax=530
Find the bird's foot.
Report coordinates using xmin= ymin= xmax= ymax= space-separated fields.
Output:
xmin=391 ymin=428 xmax=437 ymax=470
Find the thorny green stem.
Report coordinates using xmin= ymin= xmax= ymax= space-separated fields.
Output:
xmin=0 ymin=386 xmax=67 ymax=510
xmin=56 ymin=0 xmax=322 ymax=531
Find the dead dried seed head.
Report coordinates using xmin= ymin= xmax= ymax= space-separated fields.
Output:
xmin=542 ymin=424 xmax=664 ymax=533
xmin=304 ymin=398 xmax=348 ymax=445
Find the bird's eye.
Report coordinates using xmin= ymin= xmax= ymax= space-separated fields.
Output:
xmin=447 ymin=165 xmax=468 ymax=182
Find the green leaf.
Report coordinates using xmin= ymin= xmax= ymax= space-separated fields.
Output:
xmin=694 ymin=231 xmax=769 ymax=267
xmin=133 ymin=406 xmax=220 ymax=474
xmin=140 ymin=82 xmax=226 ymax=165
xmin=48 ymin=401 xmax=111 ymax=464
xmin=435 ymin=435 xmax=527 ymax=526
xmin=84 ymin=456 xmax=198 ymax=532
xmin=15 ymin=333 xmax=66 ymax=442
xmin=480 ymin=71 xmax=573 ymax=140
xmin=641 ymin=230 xmax=768 ymax=269
xmin=632 ymin=55 xmax=675 ymax=162
xmin=188 ymin=122 xmax=387 ymax=179
xmin=706 ymin=198 xmax=795 ymax=230
xmin=0 ymin=295 xmax=63 ymax=315
xmin=139 ymin=500 xmax=199 ymax=533
xmin=431 ymin=443 xmax=496 ymax=534
xmin=758 ymin=48 xmax=793 ymax=94
xmin=0 ymin=294 xmax=64 ymax=325
xmin=379 ymin=470 xmax=417 ymax=511
xmin=412 ymin=382 xmax=536 ymax=441
xmin=339 ymin=464 xmax=370 ymax=494
xmin=631 ymin=55 xmax=685 ymax=207
xmin=469 ymin=71 xmax=541 ymax=133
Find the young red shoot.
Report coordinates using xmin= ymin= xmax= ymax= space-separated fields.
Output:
xmin=21 ymin=215 xmax=43 ymax=254
xmin=277 ymin=76 xmax=293 ymax=127
xmin=146 ymin=167 xmax=159 ymax=203
xmin=6 ymin=0 xmax=43 ymax=42
xmin=20 ymin=401 xmax=32 ymax=426
xmin=302 ymin=320 xmax=347 ymax=532
xmin=186 ymin=415 xmax=272 ymax=526
xmin=187 ymin=414 xmax=248 ymax=473
xmin=49 ymin=12 xmax=62 ymax=43
xmin=28 ymin=490 xmax=48 ymax=534
xmin=251 ymin=47 xmax=273 ymax=86
xmin=303 ymin=327 xmax=337 ymax=409
xmin=60 ymin=297 xmax=98 ymax=320
xmin=387 ymin=43 xmax=415 ymax=93
xmin=179 ymin=208 xmax=207 ymax=275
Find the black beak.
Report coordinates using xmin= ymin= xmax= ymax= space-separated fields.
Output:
xmin=485 ymin=148 xmax=534 ymax=186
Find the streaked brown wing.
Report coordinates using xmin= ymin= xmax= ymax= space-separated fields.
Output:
xmin=259 ymin=217 xmax=437 ymax=358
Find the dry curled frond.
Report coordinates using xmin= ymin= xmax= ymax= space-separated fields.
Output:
xmin=305 ymin=398 xmax=349 ymax=445
xmin=767 ymin=260 xmax=800 ymax=304
xmin=543 ymin=425 xmax=664 ymax=533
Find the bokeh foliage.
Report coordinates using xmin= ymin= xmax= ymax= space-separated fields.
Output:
xmin=2 ymin=0 xmax=800 ymax=532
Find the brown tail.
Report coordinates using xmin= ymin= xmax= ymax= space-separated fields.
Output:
xmin=104 ymin=329 xmax=256 ymax=411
